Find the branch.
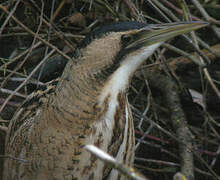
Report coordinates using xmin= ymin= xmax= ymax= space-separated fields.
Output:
xmin=85 ymin=145 xmax=149 ymax=180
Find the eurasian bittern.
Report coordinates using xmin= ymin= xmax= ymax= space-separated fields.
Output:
xmin=3 ymin=21 xmax=207 ymax=180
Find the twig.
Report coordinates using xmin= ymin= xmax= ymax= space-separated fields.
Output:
xmin=0 ymin=41 xmax=42 ymax=70
xmin=143 ymin=72 xmax=219 ymax=180
xmin=191 ymin=0 xmax=220 ymax=39
xmin=160 ymin=0 xmax=201 ymax=21
xmin=0 ymin=125 xmax=8 ymax=132
xmin=123 ymin=0 xmax=144 ymax=22
xmin=1 ymin=1 xmax=44 ymax=88
xmin=28 ymin=0 xmax=75 ymax=52
xmin=0 ymin=155 xmax=29 ymax=163
xmin=146 ymin=72 xmax=195 ymax=179
xmin=173 ymin=172 xmax=188 ymax=180
xmin=85 ymin=145 xmax=148 ymax=180
xmin=0 ymin=4 xmax=72 ymax=62
xmin=145 ymin=0 xmax=212 ymax=67
xmin=0 ymin=0 xmax=21 ymax=36
xmin=0 ymin=49 xmax=56 ymax=113
xmin=0 ymin=88 xmax=27 ymax=98
xmin=163 ymin=43 xmax=204 ymax=67
xmin=52 ymin=0 xmax=66 ymax=21
xmin=0 ymin=77 xmax=45 ymax=86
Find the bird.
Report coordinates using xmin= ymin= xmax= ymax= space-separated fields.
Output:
xmin=3 ymin=21 xmax=207 ymax=180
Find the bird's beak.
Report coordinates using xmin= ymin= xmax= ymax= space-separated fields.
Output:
xmin=127 ymin=21 xmax=208 ymax=48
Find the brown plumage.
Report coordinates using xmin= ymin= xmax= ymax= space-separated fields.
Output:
xmin=3 ymin=21 xmax=207 ymax=180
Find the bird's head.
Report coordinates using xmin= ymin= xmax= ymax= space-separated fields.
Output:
xmin=68 ymin=21 xmax=207 ymax=102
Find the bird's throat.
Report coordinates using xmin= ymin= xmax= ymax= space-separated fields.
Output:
xmin=99 ymin=42 xmax=161 ymax=105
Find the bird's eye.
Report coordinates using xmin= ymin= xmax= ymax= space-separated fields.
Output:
xmin=121 ymin=34 xmax=132 ymax=44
